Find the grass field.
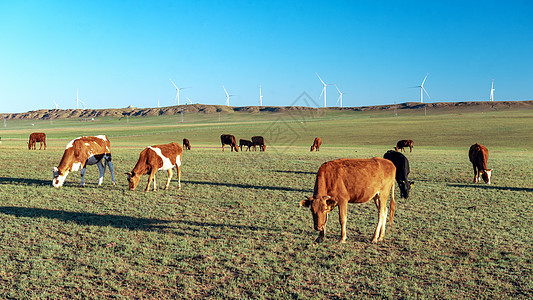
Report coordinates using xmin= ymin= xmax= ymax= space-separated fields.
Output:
xmin=0 ymin=107 xmax=532 ymax=298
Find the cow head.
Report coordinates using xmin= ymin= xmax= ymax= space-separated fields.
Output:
xmin=300 ymin=196 xmax=336 ymax=232
xmin=52 ymin=167 xmax=69 ymax=188
xmin=125 ymin=172 xmax=141 ymax=191
xmin=398 ymin=180 xmax=414 ymax=198
xmin=481 ymin=169 xmax=492 ymax=184
xmin=310 ymin=146 xmax=314 ymax=152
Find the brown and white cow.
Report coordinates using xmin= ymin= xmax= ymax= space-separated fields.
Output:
xmin=28 ymin=132 xmax=47 ymax=150
xmin=469 ymin=143 xmax=492 ymax=184
xmin=301 ymin=158 xmax=396 ymax=243
xmin=183 ymin=138 xmax=191 ymax=150
xmin=251 ymin=136 xmax=266 ymax=151
xmin=310 ymin=137 xmax=322 ymax=151
xmin=126 ymin=142 xmax=183 ymax=192
xmin=221 ymin=134 xmax=239 ymax=152
xmin=395 ymin=139 xmax=414 ymax=152
xmin=52 ymin=135 xmax=116 ymax=187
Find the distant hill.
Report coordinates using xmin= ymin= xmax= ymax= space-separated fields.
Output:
xmin=2 ymin=101 xmax=532 ymax=120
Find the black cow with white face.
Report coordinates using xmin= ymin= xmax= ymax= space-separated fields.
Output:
xmin=384 ymin=150 xmax=413 ymax=198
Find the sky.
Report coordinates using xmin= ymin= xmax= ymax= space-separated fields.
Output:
xmin=1 ymin=0 xmax=532 ymax=113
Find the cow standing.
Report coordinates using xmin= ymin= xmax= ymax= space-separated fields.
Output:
xmin=300 ymin=158 xmax=396 ymax=243
xmin=28 ymin=132 xmax=47 ymax=150
xmin=239 ymin=139 xmax=253 ymax=151
xmin=469 ymin=143 xmax=492 ymax=184
xmin=183 ymin=138 xmax=191 ymax=150
xmin=251 ymin=136 xmax=266 ymax=151
xmin=310 ymin=137 xmax=322 ymax=152
xmin=384 ymin=150 xmax=413 ymax=198
xmin=395 ymin=139 xmax=414 ymax=152
xmin=52 ymin=135 xmax=116 ymax=187
xmin=220 ymin=134 xmax=239 ymax=152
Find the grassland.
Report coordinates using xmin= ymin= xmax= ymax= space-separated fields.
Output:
xmin=0 ymin=107 xmax=532 ymax=298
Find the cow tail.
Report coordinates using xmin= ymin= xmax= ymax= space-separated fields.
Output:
xmin=388 ymin=183 xmax=396 ymax=234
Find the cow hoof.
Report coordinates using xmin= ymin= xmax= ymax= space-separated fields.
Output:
xmin=339 ymin=239 xmax=347 ymax=244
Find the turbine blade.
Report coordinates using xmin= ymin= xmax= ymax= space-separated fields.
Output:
xmin=421 ymin=73 xmax=429 ymax=86
xmin=422 ymin=87 xmax=431 ymax=99
xmin=316 ymin=72 xmax=326 ymax=85
xmin=169 ymin=78 xmax=178 ymax=89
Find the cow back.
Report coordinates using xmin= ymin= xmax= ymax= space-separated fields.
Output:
xmin=469 ymin=143 xmax=489 ymax=169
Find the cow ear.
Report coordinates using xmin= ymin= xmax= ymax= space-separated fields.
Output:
xmin=409 ymin=181 xmax=415 ymax=187
xmin=300 ymin=196 xmax=313 ymax=207
xmin=323 ymin=196 xmax=336 ymax=207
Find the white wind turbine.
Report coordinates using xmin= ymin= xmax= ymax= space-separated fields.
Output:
xmin=489 ymin=79 xmax=495 ymax=102
xmin=186 ymin=96 xmax=193 ymax=104
xmin=75 ymin=88 xmax=86 ymax=109
xmin=169 ymin=78 xmax=190 ymax=106
xmin=415 ymin=73 xmax=430 ymax=103
xmin=223 ymin=85 xmax=234 ymax=106
xmin=334 ymin=84 xmax=343 ymax=108
xmin=259 ymin=85 xmax=263 ymax=106
xmin=316 ymin=72 xmax=332 ymax=107
xmin=52 ymin=98 xmax=59 ymax=109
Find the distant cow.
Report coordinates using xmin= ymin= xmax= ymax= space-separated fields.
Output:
xmin=300 ymin=158 xmax=396 ymax=243
xmin=52 ymin=135 xmax=116 ymax=187
xmin=126 ymin=142 xmax=183 ymax=192
xmin=310 ymin=137 xmax=322 ymax=152
xmin=239 ymin=139 xmax=253 ymax=151
xmin=183 ymin=138 xmax=191 ymax=150
xmin=395 ymin=140 xmax=414 ymax=152
xmin=384 ymin=150 xmax=413 ymax=198
xmin=221 ymin=134 xmax=239 ymax=152
xmin=469 ymin=143 xmax=492 ymax=184
xmin=251 ymin=136 xmax=266 ymax=151
xmin=28 ymin=132 xmax=47 ymax=150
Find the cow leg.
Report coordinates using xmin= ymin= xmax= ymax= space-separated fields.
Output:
xmin=164 ymin=168 xmax=173 ymax=190
xmin=473 ymin=165 xmax=479 ymax=183
xmin=222 ymin=144 xmax=225 ymax=152
xmin=96 ymin=161 xmax=106 ymax=186
xmin=107 ymin=158 xmax=116 ymax=185
xmin=145 ymin=170 xmax=157 ymax=192
xmin=372 ymin=193 xmax=388 ymax=243
xmin=338 ymin=202 xmax=348 ymax=243
xmin=176 ymin=164 xmax=181 ymax=189
xmin=80 ymin=167 xmax=86 ymax=187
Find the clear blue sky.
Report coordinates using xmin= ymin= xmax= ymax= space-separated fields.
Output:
xmin=1 ymin=0 xmax=532 ymax=113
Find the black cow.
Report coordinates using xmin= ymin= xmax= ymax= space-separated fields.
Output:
xmin=183 ymin=138 xmax=191 ymax=150
xmin=384 ymin=150 xmax=413 ymax=198
xmin=220 ymin=134 xmax=239 ymax=152
xmin=239 ymin=139 xmax=253 ymax=151
xmin=251 ymin=136 xmax=266 ymax=151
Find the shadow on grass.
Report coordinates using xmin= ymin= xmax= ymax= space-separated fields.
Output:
xmin=447 ymin=183 xmax=533 ymax=192
xmin=272 ymin=170 xmax=316 ymax=175
xmin=183 ymin=179 xmax=311 ymax=193
xmin=0 ymin=177 xmax=50 ymax=186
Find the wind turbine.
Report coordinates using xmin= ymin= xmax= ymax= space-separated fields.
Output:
xmin=489 ymin=79 xmax=495 ymax=102
xmin=75 ymin=88 xmax=86 ymax=109
xmin=169 ymin=78 xmax=190 ymax=106
xmin=52 ymin=98 xmax=59 ymax=109
xmin=259 ymin=85 xmax=263 ymax=106
xmin=334 ymin=84 xmax=343 ymax=108
xmin=223 ymin=85 xmax=234 ymax=106
xmin=414 ymin=73 xmax=430 ymax=103
xmin=186 ymin=96 xmax=193 ymax=104
xmin=316 ymin=72 xmax=332 ymax=107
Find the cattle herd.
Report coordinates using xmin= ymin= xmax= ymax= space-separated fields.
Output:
xmin=17 ymin=132 xmax=492 ymax=244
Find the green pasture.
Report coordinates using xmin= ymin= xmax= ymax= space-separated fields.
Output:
xmin=0 ymin=108 xmax=532 ymax=298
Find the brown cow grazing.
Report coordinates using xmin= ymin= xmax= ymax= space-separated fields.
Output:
xmin=310 ymin=137 xmax=322 ymax=151
xmin=239 ymin=139 xmax=253 ymax=151
xmin=300 ymin=158 xmax=396 ymax=243
xmin=52 ymin=135 xmax=116 ymax=187
xmin=251 ymin=136 xmax=266 ymax=151
xmin=126 ymin=142 xmax=183 ymax=192
xmin=183 ymin=138 xmax=191 ymax=150
xmin=395 ymin=139 xmax=414 ymax=152
xmin=469 ymin=143 xmax=492 ymax=184
xmin=28 ymin=132 xmax=47 ymax=150
xmin=221 ymin=134 xmax=239 ymax=152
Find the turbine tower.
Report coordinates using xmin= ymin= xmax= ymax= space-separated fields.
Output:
xmin=169 ymin=78 xmax=189 ymax=106
xmin=334 ymin=84 xmax=343 ymax=108
xmin=490 ymin=79 xmax=495 ymax=102
xmin=316 ymin=72 xmax=331 ymax=107
xmin=223 ymin=86 xmax=234 ymax=106
xmin=75 ymin=88 xmax=86 ymax=109
xmin=259 ymin=85 xmax=263 ymax=106
xmin=415 ymin=73 xmax=430 ymax=103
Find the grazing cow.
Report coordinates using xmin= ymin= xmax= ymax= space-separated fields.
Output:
xmin=183 ymin=138 xmax=191 ymax=150
xmin=28 ymin=132 xmax=47 ymax=150
xmin=300 ymin=158 xmax=396 ymax=243
xmin=469 ymin=143 xmax=492 ymax=184
xmin=239 ymin=139 xmax=253 ymax=151
xmin=220 ymin=134 xmax=239 ymax=152
xmin=251 ymin=136 xmax=266 ymax=151
xmin=395 ymin=139 xmax=414 ymax=152
xmin=52 ymin=135 xmax=116 ymax=187
xmin=310 ymin=137 xmax=322 ymax=152
xmin=384 ymin=150 xmax=413 ymax=198
xmin=126 ymin=143 xmax=183 ymax=192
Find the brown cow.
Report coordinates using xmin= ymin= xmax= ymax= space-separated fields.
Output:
xmin=28 ymin=132 xmax=47 ymax=150
xmin=395 ymin=139 xmax=414 ymax=152
xmin=300 ymin=158 xmax=396 ymax=243
xmin=221 ymin=134 xmax=239 ymax=152
xmin=251 ymin=136 xmax=266 ymax=151
xmin=310 ymin=137 xmax=322 ymax=151
xmin=469 ymin=143 xmax=492 ymax=184
xmin=239 ymin=139 xmax=253 ymax=151
xmin=183 ymin=138 xmax=191 ymax=150
xmin=52 ymin=135 xmax=116 ymax=187
xmin=126 ymin=142 xmax=183 ymax=192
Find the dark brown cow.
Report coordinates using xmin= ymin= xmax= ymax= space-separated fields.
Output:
xmin=28 ymin=132 xmax=47 ymax=150
xmin=310 ymin=137 xmax=322 ymax=152
xmin=469 ymin=143 xmax=492 ymax=184
xmin=395 ymin=139 xmax=414 ymax=152
xmin=52 ymin=135 xmax=116 ymax=187
xmin=251 ymin=136 xmax=266 ymax=151
xmin=300 ymin=158 xmax=396 ymax=243
xmin=126 ymin=142 xmax=183 ymax=192
xmin=183 ymin=138 xmax=191 ymax=150
xmin=239 ymin=139 xmax=253 ymax=151
xmin=221 ymin=134 xmax=239 ymax=152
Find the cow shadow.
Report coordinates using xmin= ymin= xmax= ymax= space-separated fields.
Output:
xmin=272 ymin=170 xmax=316 ymax=175
xmin=447 ymin=183 xmax=533 ymax=193
xmin=0 ymin=177 xmax=50 ymax=186
xmin=183 ymin=180 xmax=310 ymax=193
